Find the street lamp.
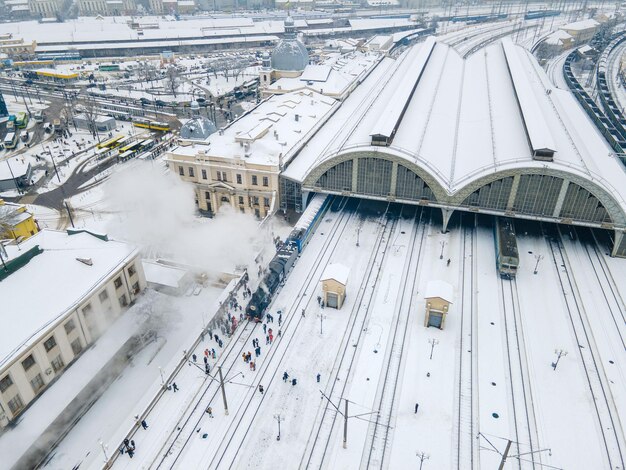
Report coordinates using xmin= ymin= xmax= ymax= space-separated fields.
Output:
xmin=439 ymin=240 xmax=446 ymax=260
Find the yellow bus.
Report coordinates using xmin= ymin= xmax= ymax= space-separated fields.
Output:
xmin=96 ymin=134 xmax=124 ymax=149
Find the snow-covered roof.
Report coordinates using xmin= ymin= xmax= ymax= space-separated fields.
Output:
xmin=424 ymin=280 xmax=454 ymax=303
xmin=282 ymin=39 xmax=626 ymax=228
xmin=561 ymin=19 xmax=599 ymax=31
xmin=167 ymin=90 xmax=336 ymax=167
xmin=0 ymin=230 xmax=138 ymax=368
xmin=142 ymin=260 xmax=188 ymax=288
xmin=544 ymin=30 xmax=573 ymax=46
xmin=180 ymin=116 xmax=217 ymax=140
xmin=0 ymin=157 xmax=30 ymax=181
xmin=266 ymin=50 xmax=381 ymax=99
xmin=321 ymin=263 xmax=349 ymax=285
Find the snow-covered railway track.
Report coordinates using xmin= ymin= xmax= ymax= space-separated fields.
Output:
xmin=156 ymin=197 xmax=356 ymax=469
xmin=579 ymin=228 xmax=626 ymax=350
xmin=499 ymin=275 xmax=540 ymax=470
xmin=455 ymin=214 xmax=478 ymax=469
xmin=360 ymin=206 xmax=428 ymax=470
xmin=297 ymin=204 xmax=401 ymax=470
xmin=204 ymin=199 xmax=385 ymax=470
xmin=546 ymin=226 xmax=626 ymax=470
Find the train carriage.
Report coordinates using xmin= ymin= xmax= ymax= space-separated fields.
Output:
xmin=495 ymin=217 xmax=519 ymax=279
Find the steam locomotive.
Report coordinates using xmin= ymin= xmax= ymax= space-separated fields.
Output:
xmin=245 ymin=194 xmax=334 ymax=321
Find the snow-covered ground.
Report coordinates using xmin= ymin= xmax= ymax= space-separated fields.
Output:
xmin=90 ymin=202 xmax=626 ymax=470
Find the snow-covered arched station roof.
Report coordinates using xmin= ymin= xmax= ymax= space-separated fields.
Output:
xmin=282 ymin=37 xmax=626 ymax=236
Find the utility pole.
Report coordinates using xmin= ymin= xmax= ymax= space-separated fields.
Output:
xmin=533 ymin=254 xmax=544 ymax=274
xmin=552 ymin=349 xmax=568 ymax=370
xmin=218 ymin=365 xmax=229 ymax=415
xmin=428 ymin=338 xmax=439 ymax=360
xmin=498 ymin=440 xmax=512 ymax=470
xmin=439 ymin=240 xmax=446 ymax=259
xmin=343 ymin=398 xmax=348 ymax=449
xmin=416 ymin=451 xmax=430 ymax=470
xmin=274 ymin=414 xmax=284 ymax=441
xmin=64 ymin=200 xmax=75 ymax=228
xmin=48 ymin=146 xmax=61 ymax=183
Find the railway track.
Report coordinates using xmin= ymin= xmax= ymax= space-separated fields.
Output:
xmin=578 ymin=228 xmax=626 ymax=351
xmin=455 ymin=214 xmax=478 ymax=469
xmin=207 ymin=201 xmax=394 ymax=470
xmin=360 ymin=206 xmax=428 ymax=470
xmin=299 ymin=204 xmax=409 ymax=469
xmin=152 ymin=197 xmax=356 ymax=469
xmin=499 ymin=274 xmax=540 ymax=470
xmin=545 ymin=225 xmax=626 ymax=470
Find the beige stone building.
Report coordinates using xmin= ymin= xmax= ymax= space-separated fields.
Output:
xmin=560 ymin=19 xmax=600 ymax=45
xmin=165 ymin=90 xmax=336 ymax=219
xmin=423 ymin=280 xmax=453 ymax=329
xmin=0 ymin=37 xmax=36 ymax=58
xmin=320 ymin=263 xmax=349 ymax=309
xmin=0 ymin=229 xmax=145 ymax=428
xmin=77 ymin=0 xmax=136 ymax=15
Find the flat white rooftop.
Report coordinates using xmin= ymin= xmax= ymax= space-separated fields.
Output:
xmin=0 ymin=230 xmax=138 ymax=368
xmin=169 ymin=90 xmax=336 ymax=167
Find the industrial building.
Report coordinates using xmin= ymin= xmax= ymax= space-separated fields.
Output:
xmin=279 ymin=37 xmax=626 ymax=257
xmin=0 ymin=229 xmax=145 ymax=428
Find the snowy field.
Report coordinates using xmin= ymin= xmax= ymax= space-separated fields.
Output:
xmin=94 ymin=200 xmax=626 ymax=470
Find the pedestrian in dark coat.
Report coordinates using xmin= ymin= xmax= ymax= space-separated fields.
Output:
xmin=263 ymin=323 xmax=267 ymax=334
xmin=291 ymin=378 xmax=297 ymax=386
xmin=141 ymin=419 xmax=148 ymax=430
xmin=172 ymin=382 xmax=179 ymax=392
xmin=204 ymin=356 xmax=208 ymax=364
xmin=316 ymin=373 xmax=321 ymax=383
xmin=192 ymin=354 xmax=197 ymax=362
xmin=258 ymin=384 xmax=264 ymax=394
xmin=414 ymin=403 xmax=419 ymax=413
xmin=283 ymin=371 xmax=289 ymax=382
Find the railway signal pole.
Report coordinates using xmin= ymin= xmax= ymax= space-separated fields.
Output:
xmin=428 ymin=338 xmax=439 ymax=360
xmin=317 ymin=312 xmax=326 ymax=335
xmin=274 ymin=414 xmax=284 ymax=441
xmin=552 ymin=349 xmax=568 ymax=370
xmin=533 ymin=254 xmax=544 ymax=274
xmin=416 ymin=451 xmax=430 ymax=470
xmin=439 ymin=240 xmax=446 ymax=259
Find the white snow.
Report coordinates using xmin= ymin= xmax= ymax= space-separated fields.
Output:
xmin=320 ymin=262 xmax=349 ymax=285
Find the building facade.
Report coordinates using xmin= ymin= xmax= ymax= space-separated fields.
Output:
xmin=165 ymin=90 xmax=336 ymax=219
xmin=0 ymin=230 xmax=146 ymax=428
xmin=168 ymin=150 xmax=280 ymax=219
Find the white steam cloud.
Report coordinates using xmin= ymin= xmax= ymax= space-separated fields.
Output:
xmin=102 ymin=161 xmax=275 ymax=281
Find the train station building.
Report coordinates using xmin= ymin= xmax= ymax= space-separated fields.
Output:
xmin=279 ymin=37 xmax=626 ymax=258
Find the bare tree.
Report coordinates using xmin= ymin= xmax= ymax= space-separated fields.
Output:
xmin=164 ymin=66 xmax=180 ymax=97
xmin=79 ymin=95 xmax=100 ymax=141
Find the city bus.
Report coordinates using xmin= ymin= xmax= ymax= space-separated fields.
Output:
xmin=96 ymin=134 xmax=124 ymax=149
xmin=3 ymin=132 xmax=19 ymax=149
xmin=15 ymin=112 xmax=29 ymax=128
xmin=119 ymin=141 xmax=142 ymax=154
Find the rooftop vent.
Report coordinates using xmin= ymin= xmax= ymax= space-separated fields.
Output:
xmin=76 ymin=257 xmax=93 ymax=266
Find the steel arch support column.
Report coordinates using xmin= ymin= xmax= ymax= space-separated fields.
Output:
xmin=552 ymin=180 xmax=570 ymax=218
xmin=441 ymin=208 xmax=454 ymax=233
xmin=506 ymin=174 xmax=521 ymax=211
xmin=390 ymin=162 xmax=398 ymax=198
xmin=612 ymin=230 xmax=626 ymax=258
xmin=351 ymin=158 xmax=359 ymax=193
xmin=301 ymin=190 xmax=310 ymax=212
